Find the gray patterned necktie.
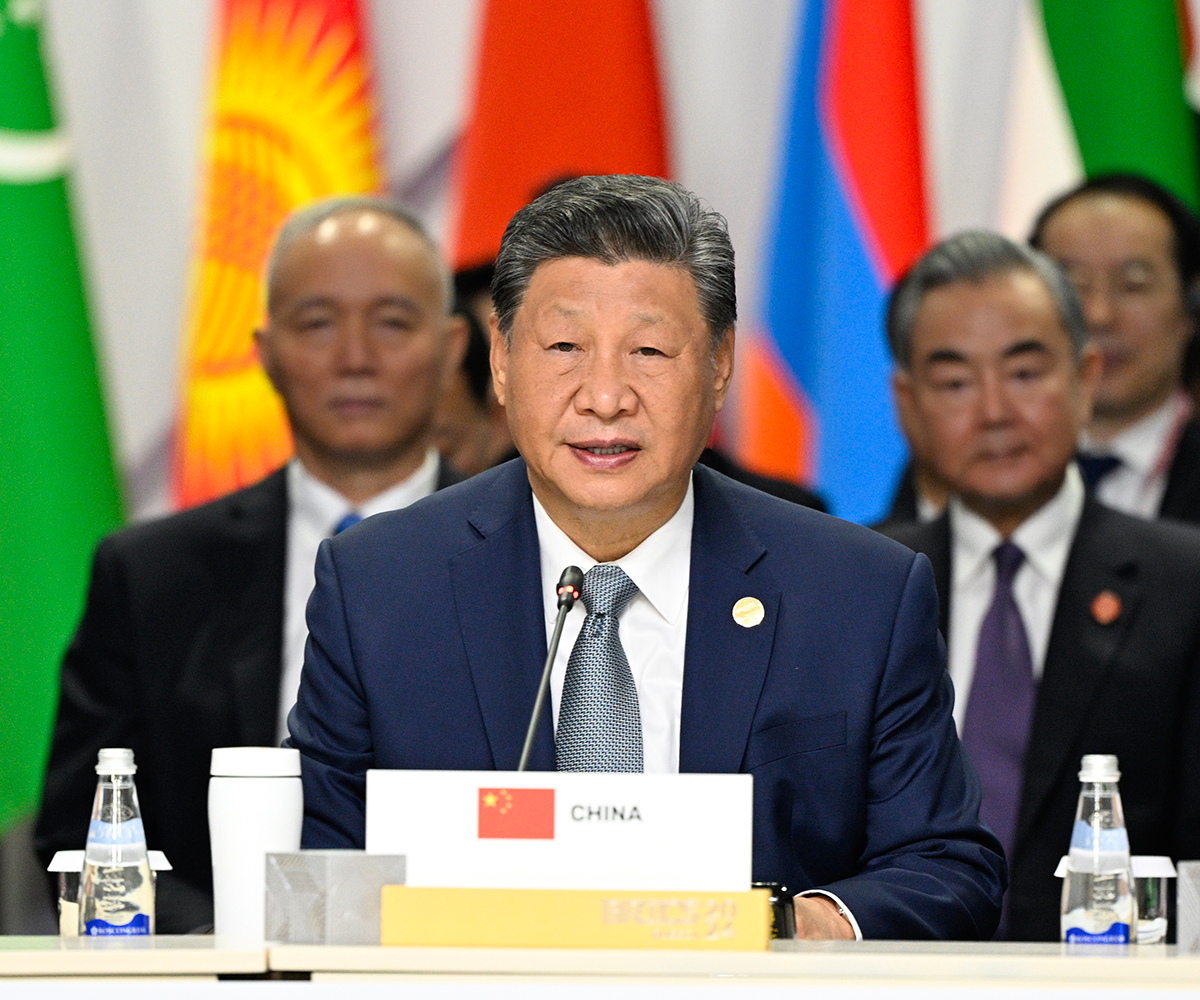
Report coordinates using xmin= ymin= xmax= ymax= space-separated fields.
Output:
xmin=555 ymin=564 xmax=643 ymax=772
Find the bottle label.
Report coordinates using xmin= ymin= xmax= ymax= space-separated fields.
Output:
xmin=1068 ymin=821 xmax=1130 ymax=852
xmin=1064 ymin=921 xmax=1131 ymax=944
xmin=87 ymin=818 xmax=146 ymax=845
xmin=84 ymin=913 xmax=151 ymax=936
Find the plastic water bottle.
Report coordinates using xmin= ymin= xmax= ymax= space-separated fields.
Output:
xmin=79 ymin=748 xmax=155 ymax=935
xmin=1060 ymin=754 xmax=1134 ymax=944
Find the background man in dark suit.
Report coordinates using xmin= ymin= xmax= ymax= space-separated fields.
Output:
xmin=35 ymin=196 xmax=466 ymax=932
xmin=1031 ymin=174 xmax=1200 ymax=523
xmin=882 ymin=231 xmax=1200 ymax=940
xmin=289 ymin=175 xmax=1004 ymax=940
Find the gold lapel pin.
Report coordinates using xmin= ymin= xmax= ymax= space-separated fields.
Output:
xmin=733 ymin=596 xmax=765 ymax=628
xmin=1091 ymin=590 xmax=1121 ymax=626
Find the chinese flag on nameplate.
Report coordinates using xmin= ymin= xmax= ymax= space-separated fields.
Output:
xmin=478 ymin=788 xmax=555 ymax=839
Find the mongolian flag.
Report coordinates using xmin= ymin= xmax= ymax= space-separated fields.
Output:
xmin=173 ymin=0 xmax=384 ymax=509
xmin=742 ymin=0 xmax=928 ymax=523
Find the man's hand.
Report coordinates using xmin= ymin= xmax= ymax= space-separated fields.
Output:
xmin=792 ymin=895 xmax=855 ymax=940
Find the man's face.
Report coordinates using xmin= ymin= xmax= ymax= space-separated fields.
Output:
xmin=1037 ymin=193 xmax=1192 ymax=426
xmin=256 ymin=211 xmax=461 ymax=471
xmin=894 ymin=271 xmax=1097 ymax=531
xmin=491 ymin=257 xmax=733 ymax=546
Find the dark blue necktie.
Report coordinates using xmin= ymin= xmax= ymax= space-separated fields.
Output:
xmin=333 ymin=511 xmax=362 ymax=535
xmin=555 ymin=564 xmax=643 ymax=772
xmin=962 ymin=540 xmax=1035 ymax=865
xmin=1078 ymin=454 xmax=1121 ymax=492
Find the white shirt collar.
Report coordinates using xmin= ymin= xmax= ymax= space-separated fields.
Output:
xmin=531 ymin=476 xmax=693 ymax=625
xmin=949 ymin=463 xmax=1085 ymax=590
xmin=1080 ymin=392 xmax=1191 ymax=478
xmin=287 ymin=447 xmax=441 ymax=535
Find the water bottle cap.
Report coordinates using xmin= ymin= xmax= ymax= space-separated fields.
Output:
xmin=1078 ymin=753 xmax=1120 ymax=782
xmin=210 ymin=746 xmax=301 ymax=777
xmin=95 ymin=748 xmax=136 ymax=775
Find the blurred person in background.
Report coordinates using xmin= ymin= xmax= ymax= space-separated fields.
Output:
xmin=432 ymin=265 xmax=518 ymax=476
xmin=34 ymin=196 xmax=466 ymax=932
xmin=1031 ymin=173 xmax=1200 ymax=523
xmin=881 ymin=230 xmax=1200 ymax=940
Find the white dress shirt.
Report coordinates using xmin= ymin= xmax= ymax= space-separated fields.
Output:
xmin=1079 ymin=392 xmax=1192 ymax=519
xmin=916 ymin=493 xmax=945 ymax=524
xmin=947 ymin=464 xmax=1085 ymax=731
xmin=278 ymin=449 xmax=441 ymax=742
xmin=532 ymin=474 xmax=863 ymax=938
xmin=533 ymin=480 xmax=692 ymax=774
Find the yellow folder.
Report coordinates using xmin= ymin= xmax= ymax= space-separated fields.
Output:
xmin=381 ymin=886 xmax=773 ymax=950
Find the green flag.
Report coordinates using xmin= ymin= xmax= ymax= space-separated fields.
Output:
xmin=1041 ymin=0 xmax=1200 ymax=209
xmin=0 ymin=3 xmax=123 ymax=835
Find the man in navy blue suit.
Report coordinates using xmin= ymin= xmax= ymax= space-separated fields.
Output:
xmin=289 ymin=175 xmax=1004 ymax=939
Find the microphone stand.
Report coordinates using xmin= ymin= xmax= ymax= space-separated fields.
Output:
xmin=517 ymin=566 xmax=583 ymax=771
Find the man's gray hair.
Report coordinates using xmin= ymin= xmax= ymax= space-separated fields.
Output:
xmin=491 ymin=175 xmax=736 ymax=348
xmin=264 ymin=195 xmax=451 ymax=314
xmin=887 ymin=230 xmax=1087 ymax=369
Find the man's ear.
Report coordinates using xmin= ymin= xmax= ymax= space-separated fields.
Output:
xmin=892 ymin=368 xmax=921 ymax=448
xmin=1183 ymin=277 xmax=1200 ymax=339
xmin=1076 ymin=343 xmax=1102 ymax=425
xmin=712 ymin=329 xmax=735 ymax=413
xmin=489 ymin=313 xmax=509 ymax=408
xmin=253 ymin=327 xmax=282 ymax=395
xmin=441 ymin=314 xmax=469 ymax=391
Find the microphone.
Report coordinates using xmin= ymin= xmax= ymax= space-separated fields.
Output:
xmin=517 ymin=566 xmax=584 ymax=771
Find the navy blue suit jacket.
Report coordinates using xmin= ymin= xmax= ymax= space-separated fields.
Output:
xmin=289 ymin=460 xmax=1005 ymax=939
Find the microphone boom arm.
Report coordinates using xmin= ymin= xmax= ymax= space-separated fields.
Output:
xmin=517 ymin=566 xmax=583 ymax=771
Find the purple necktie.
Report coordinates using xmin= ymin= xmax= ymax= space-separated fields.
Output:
xmin=962 ymin=540 xmax=1035 ymax=866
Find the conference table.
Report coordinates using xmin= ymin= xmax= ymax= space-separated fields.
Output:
xmin=3 ymin=937 xmax=1200 ymax=997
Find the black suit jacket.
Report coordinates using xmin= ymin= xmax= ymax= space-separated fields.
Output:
xmin=696 ymin=448 xmax=827 ymax=512
xmin=34 ymin=459 xmax=461 ymax=932
xmin=1161 ymin=417 xmax=1200 ymax=524
xmin=878 ymin=459 xmax=920 ymax=529
xmin=882 ymin=499 xmax=1200 ymax=940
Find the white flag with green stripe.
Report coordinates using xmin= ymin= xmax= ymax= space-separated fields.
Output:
xmin=0 ymin=1 xmax=122 ymax=835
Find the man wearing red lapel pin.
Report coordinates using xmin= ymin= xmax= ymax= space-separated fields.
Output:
xmin=882 ymin=230 xmax=1200 ymax=940
xmin=289 ymin=175 xmax=1005 ymax=940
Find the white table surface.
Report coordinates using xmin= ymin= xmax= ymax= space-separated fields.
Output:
xmin=270 ymin=939 xmax=1200 ymax=985
xmin=0 ymin=935 xmax=266 ymax=977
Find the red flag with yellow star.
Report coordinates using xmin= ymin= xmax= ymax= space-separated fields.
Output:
xmin=478 ymin=787 xmax=555 ymax=839
xmin=173 ymin=0 xmax=384 ymax=508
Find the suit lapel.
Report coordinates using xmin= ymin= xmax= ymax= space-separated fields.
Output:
xmin=449 ymin=462 xmax=552 ymax=771
xmin=1161 ymin=417 xmax=1200 ymax=522
xmin=679 ymin=467 xmax=781 ymax=773
xmin=924 ymin=514 xmax=952 ymax=638
xmin=223 ymin=468 xmax=289 ymax=746
xmin=879 ymin=516 xmax=950 ymax=638
xmin=435 ymin=455 xmax=466 ymax=491
xmin=1017 ymin=499 xmax=1141 ymax=847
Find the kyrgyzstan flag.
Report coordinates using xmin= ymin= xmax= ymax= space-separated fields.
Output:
xmin=173 ymin=0 xmax=384 ymax=509
xmin=451 ymin=0 xmax=669 ymax=269
xmin=478 ymin=788 xmax=555 ymax=840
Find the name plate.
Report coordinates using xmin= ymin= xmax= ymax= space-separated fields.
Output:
xmin=365 ymin=770 xmax=753 ymax=892
xmin=380 ymin=886 xmax=772 ymax=950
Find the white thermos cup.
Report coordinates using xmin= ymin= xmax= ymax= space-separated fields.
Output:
xmin=209 ymin=746 xmax=302 ymax=939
